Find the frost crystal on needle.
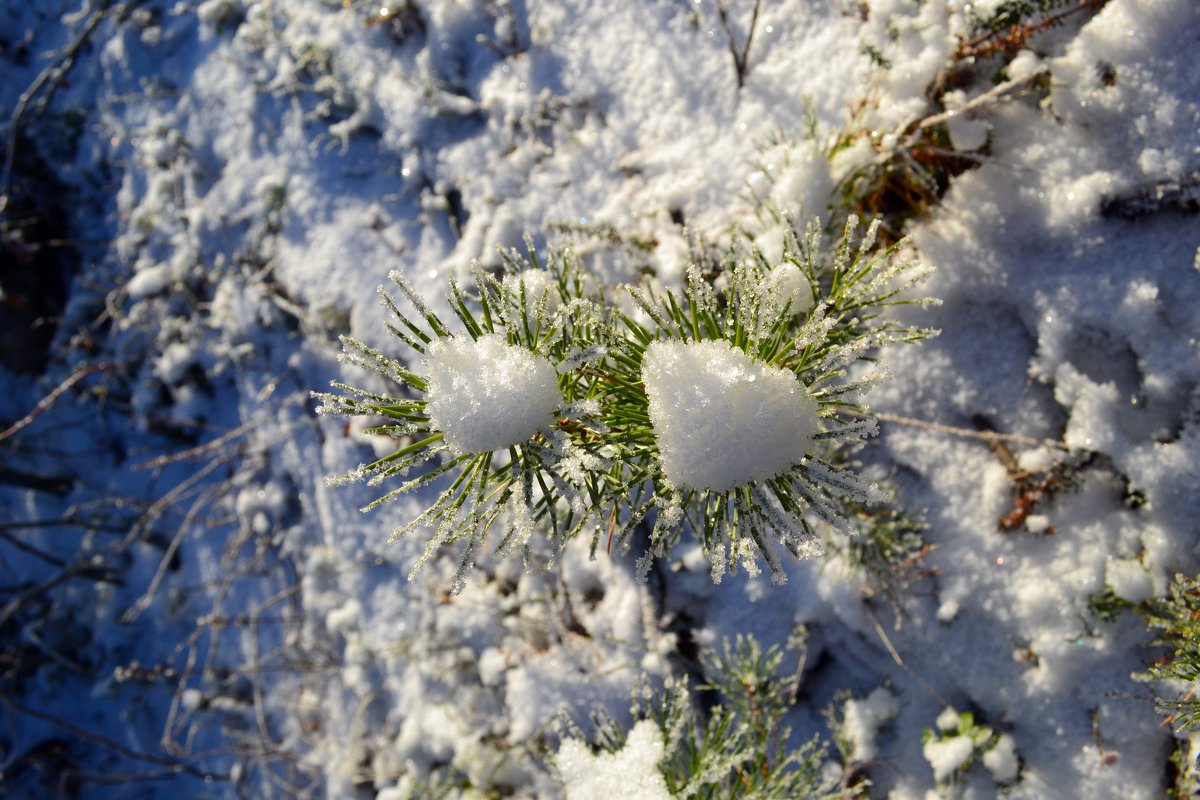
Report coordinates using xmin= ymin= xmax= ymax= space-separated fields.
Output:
xmin=642 ymin=339 xmax=819 ymax=492
xmin=424 ymin=334 xmax=562 ymax=453
xmin=502 ymin=268 xmax=562 ymax=317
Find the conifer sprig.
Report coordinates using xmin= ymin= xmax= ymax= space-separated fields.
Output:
xmin=595 ymin=216 xmax=937 ymax=583
xmin=317 ymin=217 xmax=936 ymax=592
xmin=556 ymin=634 xmax=845 ymax=799
xmin=314 ymin=246 xmax=610 ymax=592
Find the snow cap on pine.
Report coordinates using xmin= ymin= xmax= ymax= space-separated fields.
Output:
xmin=424 ymin=334 xmax=561 ymax=453
xmin=641 ymin=338 xmax=820 ymax=492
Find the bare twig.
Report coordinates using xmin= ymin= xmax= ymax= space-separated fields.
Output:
xmin=133 ymin=414 xmax=262 ymax=471
xmin=0 ymin=554 xmax=123 ymax=629
xmin=849 ymin=408 xmax=1069 ymax=451
xmin=121 ymin=480 xmax=231 ymax=623
xmin=249 ymin=584 xmax=303 ymax=746
xmin=0 ymin=687 xmax=221 ymax=780
xmin=954 ymin=0 xmax=1108 ymax=60
xmin=0 ymin=528 xmax=67 ymax=567
xmin=897 ymin=66 xmax=1049 ymax=146
xmin=863 ymin=603 xmax=905 ymax=667
xmin=118 ymin=450 xmax=237 ymax=552
xmin=0 ymin=362 xmax=116 ymax=444
xmin=716 ymin=0 xmax=762 ymax=90
xmin=0 ymin=1 xmax=118 ymax=213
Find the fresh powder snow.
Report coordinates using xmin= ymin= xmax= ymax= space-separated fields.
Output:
xmin=3 ymin=0 xmax=1198 ymax=796
xmin=423 ymin=334 xmax=561 ymax=453
xmin=555 ymin=720 xmax=672 ymax=800
xmin=641 ymin=338 xmax=819 ymax=492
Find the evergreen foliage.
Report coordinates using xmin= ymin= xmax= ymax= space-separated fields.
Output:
xmin=316 ymin=216 xmax=936 ymax=591
xmin=558 ymin=634 xmax=847 ymax=799
xmin=1145 ymin=573 xmax=1200 ymax=733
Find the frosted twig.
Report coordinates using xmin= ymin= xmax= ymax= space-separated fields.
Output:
xmin=850 ymin=409 xmax=1068 ymax=450
xmin=133 ymin=411 xmax=275 ymax=470
xmin=896 ymin=65 xmax=1050 ymax=146
xmin=121 ymin=480 xmax=228 ymax=624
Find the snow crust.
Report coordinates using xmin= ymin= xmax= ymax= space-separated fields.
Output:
xmin=642 ymin=339 xmax=819 ymax=492
xmin=556 ymin=720 xmax=671 ymax=800
xmin=424 ymin=334 xmax=561 ymax=453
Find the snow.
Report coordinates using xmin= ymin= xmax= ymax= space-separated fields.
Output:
xmin=840 ymin=686 xmax=900 ymax=763
xmin=923 ymin=734 xmax=975 ymax=783
xmin=556 ymin=720 xmax=671 ymax=800
xmin=502 ymin=268 xmax=563 ymax=318
xmin=641 ymin=339 xmax=819 ymax=492
xmin=2 ymin=0 xmax=1198 ymax=796
xmin=1106 ymin=557 xmax=1155 ymax=604
xmin=423 ymin=334 xmax=562 ymax=453
xmin=764 ymin=262 xmax=815 ymax=316
xmin=983 ymin=732 xmax=1020 ymax=783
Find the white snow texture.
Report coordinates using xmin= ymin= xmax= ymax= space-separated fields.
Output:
xmin=642 ymin=339 xmax=819 ymax=492
xmin=424 ymin=334 xmax=561 ymax=453
xmin=555 ymin=720 xmax=672 ymax=800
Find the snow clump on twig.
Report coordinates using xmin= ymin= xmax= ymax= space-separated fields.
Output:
xmin=424 ymin=334 xmax=562 ymax=454
xmin=642 ymin=338 xmax=820 ymax=492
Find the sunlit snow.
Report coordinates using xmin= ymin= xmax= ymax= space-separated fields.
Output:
xmin=555 ymin=720 xmax=671 ymax=800
xmin=424 ymin=334 xmax=561 ymax=453
xmin=642 ymin=339 xmax=819 ymax=492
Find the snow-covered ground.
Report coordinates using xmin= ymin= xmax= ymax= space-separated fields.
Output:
xmin=1 ymin=0 xmax=1198 ymax=797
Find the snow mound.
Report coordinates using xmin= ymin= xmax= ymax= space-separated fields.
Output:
xmin=841 ymin=686 xmax=899 ymax=763
xmin=556 ymin=719 xmax=671 ymax=800
xmin=765 ymin=263 xmax=815 ymax=315
xmin=642 ymin=339 xmax=819 ymax=492
xmin=983 ymin=733 xmax=1020 ymax=783
xmin=424 ymin=334 xmax=561 ymax=453
xmin=924 ymin=734 xmax=975 ymax=783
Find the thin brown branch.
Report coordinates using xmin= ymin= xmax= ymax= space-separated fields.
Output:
xmin=716 ymin=0 xmax=762 ymax=90
xmin=849 ymin=408 xmax=1068 ymax=450
xmin=954 ymin=0 xmax=1108 ymax=60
